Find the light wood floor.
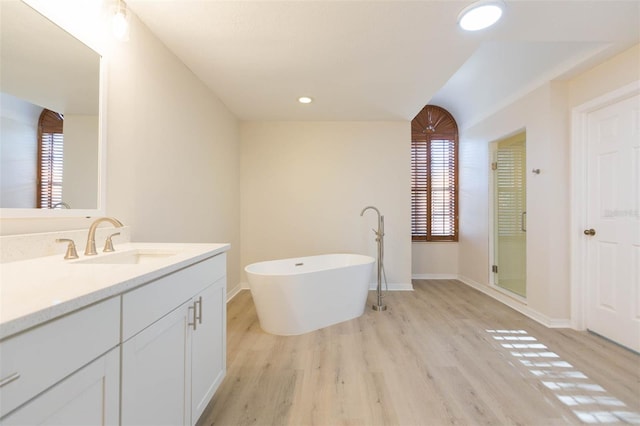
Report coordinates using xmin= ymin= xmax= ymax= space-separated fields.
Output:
xmin=198 ymin=280 xmax=640 ymax=426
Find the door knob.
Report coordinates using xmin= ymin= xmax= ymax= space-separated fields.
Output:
xmin=583 ymin=228 xmax=596 ymax=236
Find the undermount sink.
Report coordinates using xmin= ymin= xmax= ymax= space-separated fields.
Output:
xmin=73 ymin=249 xmax=179 ymax=265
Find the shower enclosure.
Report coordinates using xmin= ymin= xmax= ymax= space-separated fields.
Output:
xmin=492 ymin=132 xmax=527 ymax=297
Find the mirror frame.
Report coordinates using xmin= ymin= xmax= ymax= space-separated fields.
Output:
xmin=0 ymin=4 xmax=107 ymax=219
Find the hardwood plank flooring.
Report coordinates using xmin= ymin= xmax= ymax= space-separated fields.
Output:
xmin=198 ymin=280 xmax=640 ymax=425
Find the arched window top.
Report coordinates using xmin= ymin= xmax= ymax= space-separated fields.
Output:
xmin=411 ymin=104 xmax=458 ymax=141
xmin=38 ymin=108 xmax=64 ymax=134
xmin=411 ymin=105 xmax=459 ymax=242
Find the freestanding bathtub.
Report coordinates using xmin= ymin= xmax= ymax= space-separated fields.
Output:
xmin=245 ymin=254 xmax=375 ymax=336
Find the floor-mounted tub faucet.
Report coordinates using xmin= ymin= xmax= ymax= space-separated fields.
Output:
xmin=84 ymin=217 xmax=124 ymax=255
xmin=360 ymin=206 xmax=387 ymax=311
xmin=360 ymin=206 xmax=383 ymax=239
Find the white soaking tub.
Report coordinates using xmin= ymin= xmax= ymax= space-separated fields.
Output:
xmin=245 ymin=254 xmax=375 ymax=336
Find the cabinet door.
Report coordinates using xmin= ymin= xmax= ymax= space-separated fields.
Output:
xmin=0 ymin=297 xmax=120 ymax=417
xmin=121 ymin=302 xmax=190 ymax=426
xmin=1 ymin=348 xmax=119 ymax=425
xmin=190 ymin=277 xmax=226 ymax=425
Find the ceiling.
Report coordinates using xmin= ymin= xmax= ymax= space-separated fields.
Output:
xmin=127 ymin=0 xmax=640 ymax=129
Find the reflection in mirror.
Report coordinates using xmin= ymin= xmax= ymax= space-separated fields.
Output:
xmin=0 ymin=0 xmax=101 ymax=213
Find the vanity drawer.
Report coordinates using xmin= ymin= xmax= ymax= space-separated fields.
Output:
xmin=122 ymin=253 xmax=226 ymax=341
xmin=0 ymin=296 xmax=120 ymax=418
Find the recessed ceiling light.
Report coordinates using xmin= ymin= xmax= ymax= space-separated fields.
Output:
xmin=298 ymin=96 xmax=313 ymax=104
xmin=458 ymin=0 xmax=505 ymax=31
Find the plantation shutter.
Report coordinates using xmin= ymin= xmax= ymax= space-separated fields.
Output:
xmin=429 ymin=139 xmax=457 ymax=238
xmin=411 ymin=105 xmax=459 ymax=242
xmin=411 ymin=139 xmax=428 ymax=237
xmin=37 ymin=109 xmax=64 ymax=209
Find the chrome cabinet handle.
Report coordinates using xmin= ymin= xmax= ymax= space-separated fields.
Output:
xmin=195 ymin=296 xmax=203 ymax=325
xmin=0 ymin=372 xmax=21 ymax=387
xmin=188 ymin=304 xmax=197 ymax=331
xmin=188 ymin=297 xmax=203 ymax=330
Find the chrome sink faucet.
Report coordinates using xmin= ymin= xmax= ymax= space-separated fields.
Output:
xmin=85 ymin=217 xmax=124 ymax=255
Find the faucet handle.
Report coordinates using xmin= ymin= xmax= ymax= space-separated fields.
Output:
xmin=56 ymin=239 xmax=79 ymax=260
xmin=103 ymin=232 xmax=121 ymax=253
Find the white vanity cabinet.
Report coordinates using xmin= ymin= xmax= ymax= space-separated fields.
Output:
xmin=121 ymin=300 xmax=192 ymax=425
xmin=1 ymin=349 xmax=120 ymax=425
xmin=0 ymin=242 xmax=228 ymax=425
xmin=120 ymin=253 xmax=227 ymax=426
xmin=190 ymin=276 xmax=226 ymax=422
xmin=0 ymin=297 xmax=120 ymax=423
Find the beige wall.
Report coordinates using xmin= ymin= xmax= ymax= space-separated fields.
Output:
xmin=0 ymin=3 xmax=242 ymax=293
xmin=240 ymin=121 xmax=412 ymax=289
xmin=105 ymin=13 xmax=241 ymax=292
xmin=457 ymin=43 xmax=639 ymax=325
xmin=64 ymin=115 xmax=99 ymax=209
xmin=459 ymin=82 xmax=572 ymax=324
xmin=0 ymin=95 xmax=39 ymax=208
xmin=412 ymin=243 xmax=459 ymax=278
xmin=569 ymin=44 xmax=640 ymax=107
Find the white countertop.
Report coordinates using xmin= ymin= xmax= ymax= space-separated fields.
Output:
xmin=0 ymin=242 xmax=230 ymax=340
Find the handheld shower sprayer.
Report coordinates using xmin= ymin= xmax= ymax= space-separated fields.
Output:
xmin=360 ymin=206 xmax=383 ymax=240
xmin=360 ymin=206 xmax=387 ymax=311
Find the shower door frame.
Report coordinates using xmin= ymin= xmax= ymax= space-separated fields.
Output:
xmin=488 ymin=130 xmax=528 ymax=300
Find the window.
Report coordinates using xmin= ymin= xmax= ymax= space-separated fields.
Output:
xmin=37 ymin=109 xmax=64 ymax=209
xmin=411 ymin=105 xmax=459 ymax=241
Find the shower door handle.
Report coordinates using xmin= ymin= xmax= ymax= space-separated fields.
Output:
xmin=521 ymin=211 xmax=527 ymax=232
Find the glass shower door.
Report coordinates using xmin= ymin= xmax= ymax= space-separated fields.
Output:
xmin=493 ymin=133 xmax=527 ymax=297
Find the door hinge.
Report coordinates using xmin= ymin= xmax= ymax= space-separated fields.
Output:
xmin=491 ymin=162 xmax=498 ymax=171
xmin=492 ymin=265 xmax=498 ymax=273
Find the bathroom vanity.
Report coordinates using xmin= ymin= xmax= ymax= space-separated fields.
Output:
xmin=0 ymin=241 xmax=229 ymax=425
xmin=1 ymin=3 xmax=228 ymax=422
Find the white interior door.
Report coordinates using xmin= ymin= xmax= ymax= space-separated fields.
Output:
xmin=585 ymin=93 xmax=640 ymax=352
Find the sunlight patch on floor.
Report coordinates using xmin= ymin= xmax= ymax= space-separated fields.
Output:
xmin=486 ymin=329 xmax=640 ymax=424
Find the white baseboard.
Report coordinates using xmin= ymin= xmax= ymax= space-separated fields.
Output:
xmin=369 ymin=282 xmax=414 ymax=291
xmin=457 ymin=275 xmax=572 ymax=329
xmin=226 ymin=283 xmax=244 ymax=303
xmin=412 ymin=274 xmax=458 ymax=280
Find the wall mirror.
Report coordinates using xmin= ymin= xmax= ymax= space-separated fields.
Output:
xmin=0 ymin=0 xmax=105 ymax=218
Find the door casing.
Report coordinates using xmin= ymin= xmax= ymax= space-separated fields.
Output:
xmin=570 ymin=80 xmax=640 ymax=330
